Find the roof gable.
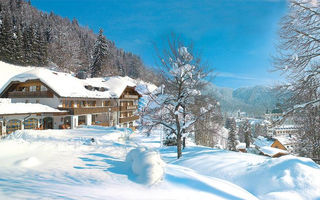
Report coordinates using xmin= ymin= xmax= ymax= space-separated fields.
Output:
xmin=0 ymin=69 xmax=126 ymax=99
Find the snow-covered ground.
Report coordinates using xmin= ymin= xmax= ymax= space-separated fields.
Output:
xmin=0 ymin=127 xmax=319 ymax=200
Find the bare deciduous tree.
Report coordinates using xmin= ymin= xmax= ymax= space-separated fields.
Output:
xmin=273 ymin=0 xmax=320 ymax=159
xmin=142 ymin=34 xmax=215 ymax=159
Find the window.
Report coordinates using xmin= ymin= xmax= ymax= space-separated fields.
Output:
xmin=6 ymin=119 xmax=21 ymax=134
xmin=69 ymin=101 xmax=74 ymax=108
xmin=30 ymin=85 xmax=37 ymax=92
xmin=87 ymin=101 xmax=96 ymax=107
xmin=40 ymin=85 xmax=47 ymax=91
xmin=23 ymin=118 xmax=38 ymax=130
xmin=104 ymin=101 xmax=111 ymax=106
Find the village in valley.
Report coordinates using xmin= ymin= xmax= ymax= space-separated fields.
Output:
xmin=0 ymin=0 xmax=320 ymax=200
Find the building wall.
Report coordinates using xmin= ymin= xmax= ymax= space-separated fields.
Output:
xmin=271 ymin=140 xmax=287 ymax=151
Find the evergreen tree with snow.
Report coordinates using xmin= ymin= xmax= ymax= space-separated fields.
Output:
xmin=243 ymin=119 xmax=252 ymax=148
xmin=227 ymin=117 xmax=237 ymax=151
xmin=0 ymin=14 xmax=14 ymax=63
xmin=90 ymin=28 xmax=109 ymax=77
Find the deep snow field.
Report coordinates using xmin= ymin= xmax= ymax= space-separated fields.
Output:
xmin=0 ymin=126 xmax=319 ymax=200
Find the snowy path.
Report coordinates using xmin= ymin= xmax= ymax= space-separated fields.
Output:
xmin=0 ymin=126 xmax=319 ymax=199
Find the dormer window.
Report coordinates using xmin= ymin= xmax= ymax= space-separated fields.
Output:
xmin=85 ymin=85 xmax=93 ymax=91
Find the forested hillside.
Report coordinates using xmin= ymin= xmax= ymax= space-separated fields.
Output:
xmin=0 ymin=0 xmax=158 ymax=82
xmin=207 ymin=83 xmax=289 ymax=116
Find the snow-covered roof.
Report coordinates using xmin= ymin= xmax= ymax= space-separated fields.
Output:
xmin=0 ymin=61 xmax=35 ymax=89
xmin=236 ymin=143 xmax=246 ymax=150
xmin=83 ymin=76 xmax=157 ymax=96
xmin=0 ymin=103 xmax=65 ymax=115
xmin=253 ymin=136 xmax=275 ymax=148
xmin=83 ymin=76 xmax=137 ymax=98
xmin=0 ymin=68 xmax=140 ymax=99
xmin=274 ymin=135 xmax=294 ymax=145
xmin=259 ymin=146 xmax=288 ymax=157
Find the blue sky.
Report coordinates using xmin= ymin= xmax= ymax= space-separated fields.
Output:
xmin=32 ymin=0 xmax=287 ymax=88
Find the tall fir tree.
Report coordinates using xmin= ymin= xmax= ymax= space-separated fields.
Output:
xmin=90 ymin=28 xmax=109 ymax=77
xmin=243 ymin=119 xmax=252 ymax=148
xmin=227 ymin=117 xmax=237 ymax=151
xmin=33 ymin=25 xmax=48 ymax=66
xmin=22 ymin=24 xmax=34 ymax=65
xmin=0 ymin=14 xmax=14 ymax=63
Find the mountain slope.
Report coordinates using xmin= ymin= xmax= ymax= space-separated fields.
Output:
xmin=206 ymin=83 xmax=285 ymax=116
xmin=0 ymin=0 xmax=158 ymax=83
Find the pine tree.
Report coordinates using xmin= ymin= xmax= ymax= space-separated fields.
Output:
xmin=90 ymin=28 xmax=109 ymax=77
xmin=227 ymin=118 xmax=237 ymax=151
xmin=22 ymin=24 xmax=34 ymax=65
xmin=243 ymin=119 xmax=252 ymax=148
xmin=0 ymin=14 xmax=14 ymax=63
xmin=33 ymin=25 xmax=48 ymax=66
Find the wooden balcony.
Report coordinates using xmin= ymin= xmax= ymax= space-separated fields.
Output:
xmin=122 ymin=95 xmax=139 ymax=99
xmin=8 ymin=91 xmax=53 ymax=98
xmin=119 ymin=115 xmax=139 ymax=123
xmin=59 ymin=106 xmax=118 ymax=115
xmin=120 ymin=105 xmax=138 ymax=111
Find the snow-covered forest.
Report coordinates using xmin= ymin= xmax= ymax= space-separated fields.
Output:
xmin=0 ymin=0 xmax=159 ymax=83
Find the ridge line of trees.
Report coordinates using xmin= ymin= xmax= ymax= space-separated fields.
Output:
xmin=0 ymin=0 xmax=160 ymax=84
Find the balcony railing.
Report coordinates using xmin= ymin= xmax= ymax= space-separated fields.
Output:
xmin=120 ymin=105 xmax=138 ymax=111
xmin=8 ymin=91 xmax=53 ymax=98
xmin=119 ymin=115 xmax=139 ymax=123
xmin=59 ymin=106 xmax=118 ymax=115
xmin=123 ymin=95 xmax=139 ymax=99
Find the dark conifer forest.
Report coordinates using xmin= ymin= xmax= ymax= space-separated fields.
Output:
xmin=0 ymin=0 xmax=158 ymax=82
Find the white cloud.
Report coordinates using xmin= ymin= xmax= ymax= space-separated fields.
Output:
xmin=215 ymin=72 xmax=257 ymax=81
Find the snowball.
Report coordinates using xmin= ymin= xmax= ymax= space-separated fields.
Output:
xmin=125 ymin=148 xmax=165 ymax=185
xmin=15 ymin=157 xmax=41 ymax=168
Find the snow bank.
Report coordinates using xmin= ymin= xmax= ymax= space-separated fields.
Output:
xmin=126 ymin=148 xmax=165 ymax=185
xmin=172 ymin=147 xmax=320 ymax=200
xmin=15 ymin=157 xmax=41 ymax=168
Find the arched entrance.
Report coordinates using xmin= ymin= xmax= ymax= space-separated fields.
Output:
xmin=43 ymin=117 xmax=53 ymax=129
xmin=6 ymin=119 xmax=21 ymax=134
xmin=23 ymin=118 xmax=38 ymax=130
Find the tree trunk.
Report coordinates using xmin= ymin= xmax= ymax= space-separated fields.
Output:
xmin=182 ymin=137 xmax=186 ymax=149
xmin=177 ymin=133 xmax=182 ymax=159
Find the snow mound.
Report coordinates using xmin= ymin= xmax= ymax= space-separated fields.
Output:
xmin=173 ymin=148 xmax=320 ymax=200
xmin=126 ymin=148 xmax=165 ymax=185
xmin=15 ymin=157 xmax=41 ymax=168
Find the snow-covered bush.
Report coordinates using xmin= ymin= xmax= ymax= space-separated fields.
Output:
xmin=125 ymin=148 xmax=165 ymax=185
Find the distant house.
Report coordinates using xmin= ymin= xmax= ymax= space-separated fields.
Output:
xmin=265 ymin=107 xmax=299 ymax=136
xmin=236 ymin=143 xmax=247 ymax=153
xmin=0 ymin=68 xmax=142 ymax=135
xmin=253 ymin=136 xmax=289 ymax=158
